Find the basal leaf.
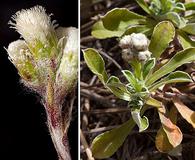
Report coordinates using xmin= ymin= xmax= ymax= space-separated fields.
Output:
xmin=149 ymin=21 xmax=175 ymax=58
xmin=148 ymin=71 xmax=192 ymax=91
xmin=155 ymin=127 xmax=174 ymax=152
xmin=173 ymin=97 xmax=195 ymax=128
xmin=102 ymin=8 xmax=146 ymax=31
xmin=156 ymin=104 xmax=182 ymax=153
xmin=145 ymin=48 xmax=195 ymax=86
xmin=91 ymin=21 xmax=124 ymax=39
xmin=91 ymin=118 xmax=135 ymax=159
xmin=156 ymin=106 xmax=174 ymax=153
xmin=158 ymin=106 xmax=183 ymax=148
xmin=83 ymin=48 xmax=108 ymax=83
xmin=148 ymin=99 xmax=183 ymax=150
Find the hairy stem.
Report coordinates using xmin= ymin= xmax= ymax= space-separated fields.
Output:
xmin=44 ymin=80 xmax=72 ymax=160
xmin=45 ymin=104 xmax=71 ymax=160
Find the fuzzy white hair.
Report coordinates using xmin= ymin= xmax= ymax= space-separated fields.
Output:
xmin=7 ymin=40 xmax=30 ymax=64
xmin=9 ymin=6 xmax=58 ymax=44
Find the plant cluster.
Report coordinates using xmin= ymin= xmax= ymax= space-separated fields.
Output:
xmin=6 ymin=6 xmax=78 ymax=160
xmin=83 ymin=0 xmax=195 ymax=159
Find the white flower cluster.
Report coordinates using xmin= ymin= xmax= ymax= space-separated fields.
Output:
xmin=119 ymin=33 xmax=151 ymax=62
xmin=7 ymin=6 xmax=78 ymax=98
xmin=9 ymin=6 xmax=57 ymax=45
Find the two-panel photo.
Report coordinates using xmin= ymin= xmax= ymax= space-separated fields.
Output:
xmin=0 ymin=0 xmax=195 ymax=160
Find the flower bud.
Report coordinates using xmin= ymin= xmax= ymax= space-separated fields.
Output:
xmin=9 ymin=5 xmax=58 ymax=57
xmin=137 ymin=50 xmax=152 ymax=61
xmin=55 ymin=27 xmax=78 ymax=98
xmin=7 ymin=40 xmax=39 ymax=83
xmin=121 ymin=48 xmax=134 ymax=61
xmin=119 ymin=35 xmax=132 ymax=49
xmin=130 ymin=33 xmax=149 ymax=51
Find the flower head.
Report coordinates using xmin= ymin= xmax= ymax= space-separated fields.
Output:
xmin=9 ymin=6 xmax=58 ymax=47
xmin=7 ymin=5 xmax=78 ymax=99
xmin=119 ymin=33 xmax=151 ymax=62
xmin=119 ymin=33 xmax=149 ymax=51
xmin=130 ymin=33 xmax=149 ymax=51
xmin=7 ymin=40 xmax=38 ymax=83
xmin=55 ymin=27 xmax=78 ymax=99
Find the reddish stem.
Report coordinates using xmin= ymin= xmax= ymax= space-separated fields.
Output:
xmin=46 ymin=104 xmax=71 ymax=160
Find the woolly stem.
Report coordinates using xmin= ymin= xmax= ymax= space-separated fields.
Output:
xmin=44 ymin=80 xmax=72 ymax=160
xmin=46 ymin=106 xmax=71 ymax=160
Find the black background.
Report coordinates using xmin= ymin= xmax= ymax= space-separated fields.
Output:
xmin=0 ymin=0 xmax=78 ymax=160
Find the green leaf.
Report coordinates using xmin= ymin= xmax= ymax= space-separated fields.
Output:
xmin=142 ymin=58 xmax=156 ymax=79
xmin=181 ymin=23 xmax=195 ymax=35
xmin=146 ymin=97 xmax=162 ymax=108
xmin=149 ymin=21 xmax=175 ymax=58
xmin=146 ymin=48 xmax=195 ymax=86
xmin=83 ymin=48 xmax=108 ymax=83
xmin=102 ymin=8 xmax=146 ymax=31
xmin=106 ymin=76 xmax=131 ymax=101
xmin=130 ymin=59 xmax=142 ymax=80
xmin=160 ymin=0 xmax=174 ymax=13
xmin=135 ymin=0 xmax=151 ymax=14
xmin=123 ymin=25 xmax=153 ymax=36
xmin=122 ymin=70 xmax=142 ymax=92
xmin=122 ymin=70 xmax=137 ymax=87
xmin=131 ymin=106 xmax=149 ymax=132
xmin=158 ymin=12 xmax=186 ymax=28
xmin=184 ymin=2 xmax=195 ymax=10
xmin=177 ymin=30 xmax=195 ymax=49
xmin=106 ymin=76 xmax=125 ymax=89
xmin=91 ymin=21 xmax=124 ymax=39
xmin=149 ymin=0 xmax=162 ymax=15
xmin=174 ymin=2 xmax=186 ymax=12
xmin=91 ymin=118 xmax=135 ymax=159
xmin=148 ymin=71 xmax=192 ymax=91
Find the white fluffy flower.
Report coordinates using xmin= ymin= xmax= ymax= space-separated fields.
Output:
xmin=55 ymin=27 xmax=78 ymax=97
xmin=130 ymin=33 xmax=149 ymax=51
xmin=119 ymin=35 xmax=132 ymax=49
xmin=7 ymin=40 xmax=30 ymax=64
xmin=9 ymin=5 xmax=57 ymax=45
xmin=56 ymin=27 xmax=78 ymax=54
xmin=120 ymin=33 xmax=151 ymax=62
xmin=7 ymin=40 xmax=39 ymax=83
xmin=137 ymin=50 xmax=152 ymax=61
xmin=122 ymin=48 xmax=134 ymax=61
xmin=119 ymin=33 xmax=149 ymax=51
xmin=7 ymin=6 xmax=78 ymax=96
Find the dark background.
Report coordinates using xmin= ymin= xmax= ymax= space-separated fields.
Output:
xmin=0 ymin=0 xmax=78 ymax=160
